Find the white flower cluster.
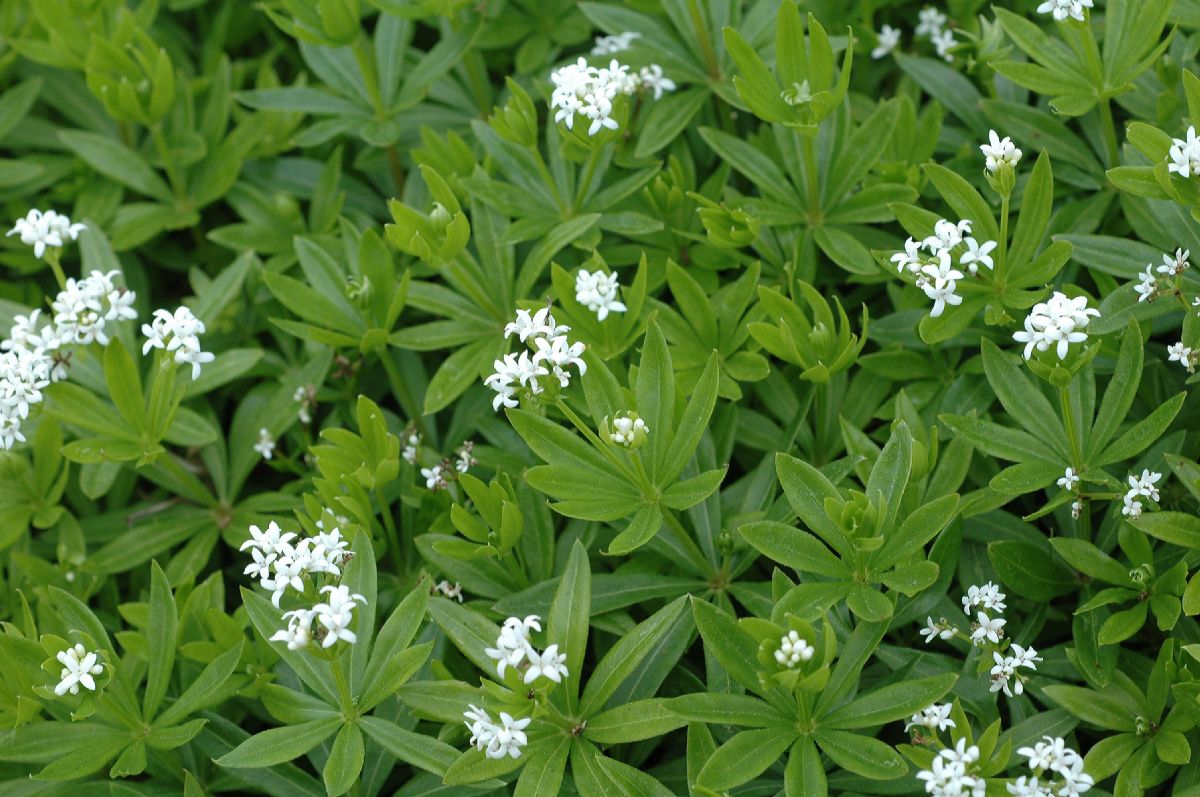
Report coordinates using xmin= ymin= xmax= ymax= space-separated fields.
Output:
xmin=464 ymin=704 xmax=531 ymax=760
xmin=1010 ymin=736 xmax=1093 ymax=797
xmin=550 ymin=57 xmax=673 ymax=136
xmin=402 ymin=428 xmax=420 ymax=463
xmin=1 ymin=270 xmax=138 ymax=449
xmin=980 ymin=130 xmax=1022 ymax=174
xmin=241 ymin=521 xmax=349 ymax=606
xmin=609 ymin=413 xmax=647 ymax=447
xmin=141 ymin=306 xmax=215 ymax=380
xmin=963 ymin=581 xmax=1007 ymax=647
xmin=892 ymin=219 xmax=996 ymax=317
xmin=575 ymin=268 xmax=627 ymax=320
xmin=418 ymin=441 xmax=475 ymax=491
xmin=484 ymin=614 xmax=569 ymax=685
xmin=591 ymin=31 xmax=639 ymax=56
xmin=916 ymin=739 xmax=985 ymax=797
xmin=486 ymin=306 xmax=585 ymax=411
xmin=915 ymin=7 xmax=955 ymax=61
xmin=1035 ymin=0 xmax=1093 ymax=22
xmin=7 ymin=208 xmax=85 ymax=259
xmin=293 ymin=384 xmax=315 ymax=423
xmin=1121 ymin=468 xmax=1162 ymax=519
xmin=905 ymin=702 xmax=955 ymax=733
xmin=990 ymin=643 xmax=1041 ymax=697
xmin=1012 ymin=292 xmax=1100 ymax=361
xmin=1133 ymin=248 xmax=1190 ymax=303
xmin=54 ymin=643 xmax=104 ymax=697
xmin=1169 ymin=127 xmax=1200 ymax=179
xmin=774 ymin=630 xmax=814 ymax=668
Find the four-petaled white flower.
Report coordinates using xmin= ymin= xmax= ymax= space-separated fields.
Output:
xmin=915 ymin=7 xmax=947 ymax=37
xmin=905 ymin=702 xmax=955 ymax=732
xmin=980 ymin=130 xmax=1023 ymax=173
xmin=919 ymin=616 xmax=957 ymax=643
xmin=1133 ymin=265 xmax=1157 ymax=303
xmin=1057 ymin=468 xmax=1080 ymax=490
xmin=313 ymin=585 xmax=367 ymax=648
xmin=524 ymin=644 xmax=569 ymax=684
xmin=141 ymin=306 xmax=214 ymax=379
xmin=1157 ymin=248 xmax=1190 ymax=276
xmin=872 ymin=25 xmax=901 ymax=59
xmin=464 ymin=705 xmax=532 ymax=760
xmin=55 ymin=643 xmax=104 ymax=696
xmin=1168 ymin=341 xmax=1195 ymax=372
xmin=962 ymin=582 xmax=1007 ymax=614
xmin=1035 ymin=0 xmax=1093 ymax=22
xmin=638 ymin=64 xmax=676 ymax=100
xmin=971 ymin=611 xmax=1006 ymax=645
xmin=959 ymin=237 xmax=997 ymax=275
xmin=931 ymin=29 xmax=956 ymax=62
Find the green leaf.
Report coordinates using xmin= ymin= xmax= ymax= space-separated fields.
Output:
xmin=821 ymin=674 xmax=957 ymax=729
xmin=923 ymin=164 xmax=1000 ymax=242
xmin=155 ymin=640 xmax=245 ymax=727
xmin=585 ymin=698 xmax=688 ymax=743
xmin=697 ymin=728 xmax=796 ymax=791
xmin=580 ymin=596 xmax=688 ymax=715
xmin=358 ymin=715 xmax=458 ymax=775
xmin=216 ymin=717 xmax=342 ymax=768
xmin=988 ymin=540 xmax=1076 ymax=600
xmin=637 ymin=319 xmax=676 ymax=485
xmin=513 ymin=735 xmax=570 ymax=797
xmin=58 ymin=130 xmax=172 ymax=201
xmin=785 ymin=737 xmax=828 ymax=797
xmin=1049 ymin=538 xmax=1135 ymax=586
xmin=143 ymin=562 xmax=178 ymax=720
xmin=605 ymin=504 xmax=662 ymax=556
xmin=323 ymin=723 xmax=364 ymax=797
xmin=873 ymin=493 xmax=959 ymax=571
xmin=549 ymin=541 xmax=591 ymax=703
xmin=104 ymin=338 xmax=145 ymax=433
xmin=814 ymin=729 xmax=907 ymax=780
xmin=980 ymin=340 xmax=1065 ymax=454
xmin=661 ymin=351 xmax=720 ymax=486
xmin=739 ymin=520 xmax=849 ymax=578
xmin=1097 ymin=392 xmax=1185 ymax=465
xmin=1131 ymin=512 xmax=1200 ymax=548
xmin=1042 ymin=685 xmax=1137 ymax=731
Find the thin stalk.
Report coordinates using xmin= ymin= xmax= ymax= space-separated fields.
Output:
xmin=44 ymin=250 xmax=67 ymax=290
xmin=377 ymin=486 xmax=402 ymax=573
xmin=1059 ymin=385 xmax=1084 ymax=472
xmin=532 ymin=149 xmax=565 ymax=212
xmin=331 ymin=658 xmax=356 ymax=718
xmin=385 ymin=145 xmax=405 ymax=198
xmin=573 ymin=147 xmax=604 ymax=212
xmin=997 ymin=193 xmax=1010 ymax=282
xmin=554 ymin=400 xmax=641 ymax=487
xmin=800 ymin=134 xmax=822 ymax=221
xmin=661 ymin=508 xmax=715 ymax=575
xmin=1072 ymin=21 xmax=1118 ymax=166
xmin=686 ymin=0 xmax=721 ymax=80
xmin=150 ymin=125 xmax=185 ymax=200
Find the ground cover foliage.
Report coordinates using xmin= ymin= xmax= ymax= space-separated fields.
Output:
xmin=3 ymin=0 xmax=1200 ymax=794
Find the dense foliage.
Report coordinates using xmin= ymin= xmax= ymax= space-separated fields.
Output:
xmin=3 ymin=0 xmax=1200 ymax=795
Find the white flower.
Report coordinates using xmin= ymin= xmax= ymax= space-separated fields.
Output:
xmin=923 ymin=218 xmax=971 ymax=254
xmin=464 ymin=704 xmax=496 ymax=750
xmin=1168 ymin=342 xmax=1194 ymax=372
xmin=1157 ymin=248 xmax=1190 ymax=276
xmin=920 ymin=616 xmax=957 ymax=643
xmin=434 ymin=580 xmax=464 ymax=602
xmin=240 ymin=521 xmax=296 ymax=556
xmin=504 ymin=307 xmax=565 ymax=342
xmin=639 ymin=64 xmax=676 ymax=100
xmin=524 ymin=644 xmax=568 ymax=684
xmin=916 ymin=739 xmax=985 ymax=797
xmin=981 ymin=130 xmax=1023 ymax=173
xmin=773 ymin=630 xmax=815 ymax=667
xmin=7 ymin=209 xmax=85 ymax=259
xmin=244 ymin=546 xmax=277 ymax=581
xmin=962 ymin=582 xmax=1007 ymax=614
xmin=254 ymin=427 xmax=276 ymax=460
xmin=270 ymin=608 xmax=315 ymax=650
xmin=1169 ymin=127 xmax=1200 ymax=178
xmin=1057 ymin=468 xmax=1080 ymax=490
xmin=456 ymin=441 xmax=476 ymax=473
xmin=1133 ymin=265 xmax=1157 ymax=302
xmin=990 ymin=644 xmax=1040 ymax=697
xmin=1008 ymin=775 xmax=1053 ymax=796
xmin=1071 ymin=499 xmax=1083 ymax=519
xmin=960 ymin=238 xmax=997 ymax=275
xmin=141 ymin=306 xmax=213 ymax=379
xmin=313 ymin=585 xmax=366 ymax=648
xmin=915 ymin=6 xmax=947 ymax=37
xmin=932 ymin=29 xmax=956 ymax=62
xmin=1036 ymin=0 xmax=1093 ymax=22
xmin=490 ymin=305 xmax=585 ymax=411
xmin=486 ymin=711 xmax=531 ymax=759
xmin=971 ymin=611 xmax=1006 ymax=645
xmin=575 ymin=268 xmax=627 ymax=320
xmin=906 ymin=703 xmax=955 ymax=732
xmin=872 ymin=25 xmax=901 ymax=59
xmin=891 ymin=237 xmax=923 ymax=274
xmin=1012 ymin=292 xmax=1099 ymax=361
xmin=54 ymin=643 xmax=104 ymax=696
xmin=532 ymin=335 xmax=587 ymax=388
xmin=421 ymin=464 xmax=446 ymax=490
xmin=591 ymin=31 xmax=640 ymax=55
xmin=1122 ymin=492 xmax=1143 ymax=518
xmin=921 ymin=273 xmax=963 ymax=318
xmin=485 ymin=615 xmax=542 ymax=678
xmin=293 ymin=385 xmax=313 ymax=423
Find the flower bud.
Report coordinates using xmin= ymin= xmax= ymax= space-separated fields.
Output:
xmin=490 ymin=78 xmax=539 ymax=150
xmin=602 ymin=412 xmax=649 ymax=450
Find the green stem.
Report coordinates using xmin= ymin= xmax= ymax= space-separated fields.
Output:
xmin=686 ymin=0 xmax=721 ymax=80
xmin=1098 ymin=99 xmax=1119 ymax=167
xmin=661 ymin=507 xmax=715 ymax=575
xmin=1059 ymin=385 xmax=1083 ymax=472
xmin=532 ymin=149 xmax=565 ymax=212
xmin=44 ymin=249 xmax=67 ymax=290
xmin=573 ymin=147 xmax=604 ymax=212
xmin=331 ymin=658 xmax=356 ymax=718
xmin=800 ymin=134 xmax=822 ymax=221
xmin=554 ymin=400 xmax=640 ymax=486
xmin=377 ymin=486 xmax=402 ymax=573
xmin=150 ymin=125 xmax=185 ymax=199
xmin=997 ymin=193 xmax=1010 ymax=283
xmin=1072 ymin=20 xmax=1118 ymax=166
xmin=385 ymin=145 xmax=405 ymax=198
